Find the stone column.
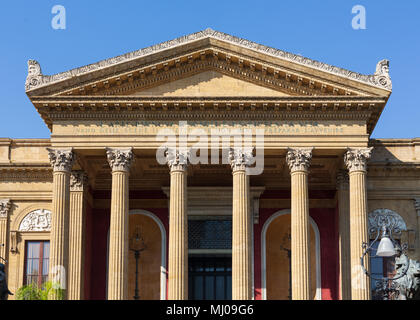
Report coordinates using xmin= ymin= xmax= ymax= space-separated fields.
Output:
xmin=229 ymin=148 xmax=252 ymax=300
xmin=106 ymin=148 xmax=134 ymax=300
xmin=68 ymin=171 xmax=88 ymax=300
xmin=344 ymin=147 xmax=373 ymax=300
xmin=166 ymin=149 xmax=189 ymax=300
xmin=0 ymin=200 xmax=12 ymax=263
xmin=47 ymin=148 xmax=75 ymax=299
xmin=336 ymin=170 xmax=351 ymax=300
xmin=286 ymin=148 xmax=312 ymax=300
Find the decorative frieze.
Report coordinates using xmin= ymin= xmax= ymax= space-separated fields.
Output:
xmin=0 ymin=200 xmax=11 ymax=219
xmin=70 ymin=171 xmax=88 ymax=192
xmin=19 ymin=209 xmax=52 ymax=232
xmin=344 ymin=148 xmax=373 ymax=173
xmin=229 ymin=148 xmax=253 ymax=172
xmin=0 ymin=169 xmax=52 ymax=182
xmin=165 ymin=149 xmax=189 ymax=172
xmin=106 ymin=148 xmax=134 ymax=172
xmin=47 ymin=148 xmax=75 ymax=172
xmin=286 ymin=148 xmax=313 ymax=172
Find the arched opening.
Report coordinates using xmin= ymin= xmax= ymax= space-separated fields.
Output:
xmin=261 ymin=209 xmax=321 ymax=300
xmin=128 ymin=210 xmax=167 ymax=300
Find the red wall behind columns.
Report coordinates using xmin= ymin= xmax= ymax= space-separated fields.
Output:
xmin=310 ymin=208 xmax=339 ymax=300
xmin=88 ymin=208 xmax=110 ymax=300
xmin=85 ymin=206 xmax=169 ymax=300
xmin=254 ymin=207 xmax=339 ymax=300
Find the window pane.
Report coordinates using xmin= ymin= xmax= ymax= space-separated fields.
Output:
xmin=205 ymin=276 xmax=215 ymax=299
xmin=189 ymin=220 xmax=232 ymax=249
xmin=43 ymin=242 xmax=50 ymax=257
xmin=27 ymin=242 xmax=40 ymax=259
xmin=215 ymin=276 xmax=225 ymax=299
xmin=25 ymin=241 xmax=49 ymax=286
xmin=194 ymin=276 xmax=203 ymax=300
xmin=42 ymin=241 xmax=50 ymax=277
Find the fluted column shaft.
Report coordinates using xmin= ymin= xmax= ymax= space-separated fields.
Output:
xmin=166 ymin=149 xmax=188 ymax=300
xmin=68 ymin=171 xmax=88 ymax=300
xmin=106 ymin=148 xmax=134 ymax=300
xmin=337 ymin=170 xmax=351 ymax=300
xmin=47 ymin=148 xmax=75 ymax=300
xmin=345 ymin=148 xmax=372 ymax=300
xmin=287 ymin=148 xmax=312 ymax=300
xmin=229 ymin=149 xmax=252 ymax=300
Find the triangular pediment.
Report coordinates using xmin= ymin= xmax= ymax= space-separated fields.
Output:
xmin=128 ymin=71 xmax=290 ymax=97
xmin=25 ymin=28 xmax=392 ymax=98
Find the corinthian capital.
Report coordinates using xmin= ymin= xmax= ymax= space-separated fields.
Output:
xmin=47 ymin=148 xmax=75 ymax=172
xmin=165 ymin=148 xmax=189 ymax=172
xmin=106 ymin=148 xmax=134 ymax=172
xmin=286 ymin=148 xmax=313 ymax=173
xmin=70 ymin=171 xmax=88 ymax=192
xmin=229 ymin=148 xmax=253 ymax=172
xmin=344 ymin=148 xmax=373 ymax=173
xmin=0 ymin=199 xmax=11 ymax=218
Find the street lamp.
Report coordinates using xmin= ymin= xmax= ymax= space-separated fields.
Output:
xmin=360 ymin=214 xmax=409 ymax=300
xmin=129 ymin=226 xmax=146 ymax=300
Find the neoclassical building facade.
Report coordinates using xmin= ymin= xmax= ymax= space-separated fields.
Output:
xmin=1 ymin=29 xmax=419 ymax=300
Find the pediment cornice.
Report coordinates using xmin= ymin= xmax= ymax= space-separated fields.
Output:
xmin=25 ymin=28 xmax=392 ymax=97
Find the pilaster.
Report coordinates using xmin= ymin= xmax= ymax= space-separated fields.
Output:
xmin=0 ymin=200 xmax=12 ymax=263
xmin=68 ymin=171 xmax=88 ymax=300
xmin=336 ymin=170 xmax=351 ymax=300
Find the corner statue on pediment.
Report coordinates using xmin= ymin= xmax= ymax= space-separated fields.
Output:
xmin=371 ymin=59 xmax=392 ymax=90
xmin=25 ymin=60 xmax=44 ymax=91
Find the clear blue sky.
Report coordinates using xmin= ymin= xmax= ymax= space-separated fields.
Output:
xmin=0 ymin=0 xmax=419 ymax=139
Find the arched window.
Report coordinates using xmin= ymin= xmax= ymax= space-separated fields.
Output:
xmin=18 ymin=209 xmax=52 ymax=287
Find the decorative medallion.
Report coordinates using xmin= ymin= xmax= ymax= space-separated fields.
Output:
xmin=368 ymin=209 xmax=407 ymax=239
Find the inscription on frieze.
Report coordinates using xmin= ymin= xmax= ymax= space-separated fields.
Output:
xmin=55 ymin=120 xmax=363 ymax=136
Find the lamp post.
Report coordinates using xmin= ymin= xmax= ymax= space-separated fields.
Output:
xmin=360 ymin=214 xmax=409 ymax=300
xmin=280 ymin=230 xmax=292 ymax=300
xmin=129 ymin=226 xmax=146 ymax=300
